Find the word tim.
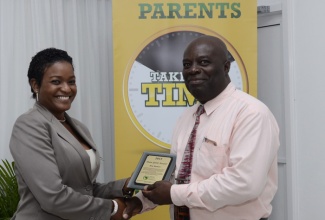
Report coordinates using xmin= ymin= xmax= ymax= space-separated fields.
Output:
xmin=141 ymin=72 xmax=195 ymax=107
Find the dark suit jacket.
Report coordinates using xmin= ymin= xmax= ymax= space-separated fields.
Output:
xmin=10 ymin=103 xmax=126 ymax=220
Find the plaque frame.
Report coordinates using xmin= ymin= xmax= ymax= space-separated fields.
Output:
xmin=127 ymin=151 xmax=176 ymax=190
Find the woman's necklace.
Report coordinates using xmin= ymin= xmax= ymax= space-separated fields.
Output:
xmin=59 ymin=117 xmax=66 ymax=123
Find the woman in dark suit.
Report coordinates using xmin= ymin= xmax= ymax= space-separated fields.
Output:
xmin=9 ymin=48 xmax=133 ymax=220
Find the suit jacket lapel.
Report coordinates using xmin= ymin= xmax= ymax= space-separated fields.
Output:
xmin=65 ymin=115 xmax=100 ymax=180
xmin=35 ymin=103 xmax=95 ymax=183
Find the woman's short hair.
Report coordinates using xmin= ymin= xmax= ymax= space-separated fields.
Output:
xmin=27 ymin=48 xmax=74 ymax=99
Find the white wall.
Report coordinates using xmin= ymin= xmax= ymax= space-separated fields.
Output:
xmin=265 ymin=0 xmax=325 ymax=219
xmin=259 ymin=0 xmax=325 ymax=219
xmin=258 ymin=0 xmax=282 ymax=7
xmin=289 ymin=0 xmax=325 ymax=219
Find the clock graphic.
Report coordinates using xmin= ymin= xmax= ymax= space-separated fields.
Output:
xmin=123 ymin=27 xmax=248 ymax=149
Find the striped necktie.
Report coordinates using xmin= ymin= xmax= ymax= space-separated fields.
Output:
xmin=174 ymin=104 xmax=205 ymax=220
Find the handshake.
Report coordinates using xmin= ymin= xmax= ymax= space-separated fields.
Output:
xmin=110 ymin=180 xmax=173 ymax=220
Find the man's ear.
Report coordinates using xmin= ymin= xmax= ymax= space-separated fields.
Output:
xmin=224 ymin=60 xmax=231 ymax=74
xmin=30 ymin=79 xmax=39 ymax=93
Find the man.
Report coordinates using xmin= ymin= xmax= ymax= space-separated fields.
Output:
xmin=123 ymin=35 xmax=279 ymax=220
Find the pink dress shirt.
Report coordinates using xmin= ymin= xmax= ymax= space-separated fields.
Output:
xmin=138 ymin=82 xmax=280 ymax=220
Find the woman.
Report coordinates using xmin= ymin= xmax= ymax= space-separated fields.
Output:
xmin=9 ymin=48 xmax=132 ymax=220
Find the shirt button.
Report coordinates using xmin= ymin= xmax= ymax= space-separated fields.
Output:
xmin=85 ymin=185 xmax=92 ymax=191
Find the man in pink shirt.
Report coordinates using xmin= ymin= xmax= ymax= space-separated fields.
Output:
xmin=123 ymin=35 xmax=279 ymax=220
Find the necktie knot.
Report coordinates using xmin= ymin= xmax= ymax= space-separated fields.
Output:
xmin=196 ymin=105 xmax=205 ymax=117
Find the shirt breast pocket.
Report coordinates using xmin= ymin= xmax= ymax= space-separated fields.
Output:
xmin=196 ymin=141 xmax=228 ymax=176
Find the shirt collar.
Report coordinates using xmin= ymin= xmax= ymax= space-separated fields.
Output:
xmin=202 ymin=82 xmax=236 ymax=116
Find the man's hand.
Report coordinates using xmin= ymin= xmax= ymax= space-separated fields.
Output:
xmin=122 ymin=197 xmax=143 ymax=219
xmin=142 ymin=180 xmax=173 ymax=205
xmin=122 ymin=177 xmax=134 ymax=197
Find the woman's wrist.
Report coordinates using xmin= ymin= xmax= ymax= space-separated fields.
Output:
xmin=111 ymin=200 xmax=118 ymax=216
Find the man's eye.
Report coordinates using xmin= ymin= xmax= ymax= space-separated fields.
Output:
xmin=183 ymin=63 xmax=191 ymax=68
xmin=200 ymin=60 xmax=210 ymax=65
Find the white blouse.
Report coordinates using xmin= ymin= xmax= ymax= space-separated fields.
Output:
xmin=86 ymin=149 xmax=97 ymax=182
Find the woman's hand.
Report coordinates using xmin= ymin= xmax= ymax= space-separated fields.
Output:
xmin=122 ymin=197 xmax=143 ymax=219
xmin=110 ymin=198 xmax=126 ymax=220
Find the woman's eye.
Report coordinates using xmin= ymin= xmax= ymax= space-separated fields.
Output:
xmin=51 ymin=80 xmax=60 ymax=85
xmin=69 ymin=80 xmax=76 ymax=85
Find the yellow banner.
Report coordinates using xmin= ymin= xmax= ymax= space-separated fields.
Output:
xmin=113 ymin=1 xmax=257 ymax=219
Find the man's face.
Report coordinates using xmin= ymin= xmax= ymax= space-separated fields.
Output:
xmin=182 ymin=40 xmax=230 ymax=104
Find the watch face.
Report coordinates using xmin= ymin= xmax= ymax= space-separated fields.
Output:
xmin=123 ymin=28 xmax=248 ymax=149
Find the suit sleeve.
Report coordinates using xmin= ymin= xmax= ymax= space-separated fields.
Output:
xmin=10 ymin=114 xmax=114 ymax=220
xmin=93 ymin=179 xmax=126 ymax=198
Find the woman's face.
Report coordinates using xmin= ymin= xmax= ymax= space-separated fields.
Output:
xmin=37 ymin=61 xmax=77 ymax=119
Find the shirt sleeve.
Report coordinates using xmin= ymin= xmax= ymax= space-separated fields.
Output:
xmin=135 ymin=191 xmax=158 ymax=213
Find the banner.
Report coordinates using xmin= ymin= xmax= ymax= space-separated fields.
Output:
xmin=113 ymin=1 xmax=256 ymax=219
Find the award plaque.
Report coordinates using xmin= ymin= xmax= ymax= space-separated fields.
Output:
xmin=127 ymin=151 xmax=176 ymax=190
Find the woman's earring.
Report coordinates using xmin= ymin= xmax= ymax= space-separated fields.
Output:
xmin=36 ymin=92 xmax=39 ymax=102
